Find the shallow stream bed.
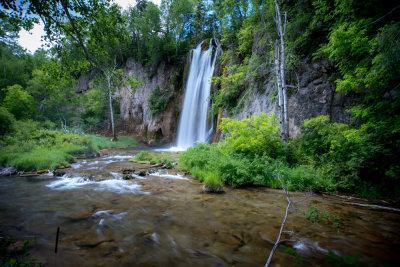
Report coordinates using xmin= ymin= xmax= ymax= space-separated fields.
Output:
xmin=1 ymin=148 xmax=399 ymax=266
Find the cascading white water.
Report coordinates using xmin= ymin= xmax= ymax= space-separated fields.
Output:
xmin=175 ymin=40 xmax=217 ymax=150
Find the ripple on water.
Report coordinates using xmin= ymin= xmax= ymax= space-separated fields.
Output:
xmin=101 ymin=155 xmax=133 ymax=160
xmin=151 ymin=171 xmax=189 ymax=180
xmin=46 ymin=174 xmax=147 ymax=194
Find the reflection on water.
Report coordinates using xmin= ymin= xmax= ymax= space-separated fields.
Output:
xmin=0 ymin=148 xmax=399 ymax=266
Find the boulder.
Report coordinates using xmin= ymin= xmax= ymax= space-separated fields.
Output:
xmin=123 ymin=174 xmax=133 ymax=180
xmin=0 ymin=167 xmax=16 ymax=176
xmin=54 ymin=170 xmax=66 ymax=177
xmin=137 ymin=170 xmax=147 ymax=176
xmin=121 ymin=168 xmax=135 ymax=174
xmin=202 ymin=185 xmax=224 ymax=194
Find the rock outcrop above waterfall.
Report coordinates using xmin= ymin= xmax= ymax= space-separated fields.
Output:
xmin=118 ymin=58 xmax=184 ymax=144
xmin=234 ymin=58 xmax=352 ymax=137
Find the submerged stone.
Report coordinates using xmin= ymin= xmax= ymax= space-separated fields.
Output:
xmin=123 ymin=174 xmax=133 ymax=180
xmin=54 ymin=170 xmax=66 ymax=176
xmin=137 ymin=170 xmax=147 ymax=176
xmin=203 ymin=185 xmax=224 ymax=194
xmin=122 ymin=168 xmax=135 ymax=174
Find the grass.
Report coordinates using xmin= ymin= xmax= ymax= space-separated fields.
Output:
xmin=89 ymin=135 xmax=138 ymax=151
xmin=0 ymin=121 xmax=137 ymax=171
xmin=178 ymin=142 xmax=319 ymax=192
xmin=191 ymin=167 xmax=223 ymax=191
xmin=129 ymin=151 xmax=176 ymax=168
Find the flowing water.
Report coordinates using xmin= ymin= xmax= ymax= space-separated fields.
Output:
xmin=1 ymin=148 xmax=399 ymax=266
xmin=175 ymin=40 xmax=217 ymax=149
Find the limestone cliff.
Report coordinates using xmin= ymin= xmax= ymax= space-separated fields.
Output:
xmin=117 ymin=58 xmax=184 ymax=144
xmin=234 ymin=58 xmax=352 ymax=137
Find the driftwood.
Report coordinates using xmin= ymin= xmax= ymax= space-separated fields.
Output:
xmin=265 ymin=181 xmax=292 ymax=267
xmin=346 ymin=202 xmax=400 ymax=212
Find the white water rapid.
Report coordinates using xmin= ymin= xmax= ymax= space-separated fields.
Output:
xmin=173 ymin=40 xmax=217 ymax=150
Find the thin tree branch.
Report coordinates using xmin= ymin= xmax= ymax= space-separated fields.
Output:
xmin=265 ymin=178 xmax=292 ymax=267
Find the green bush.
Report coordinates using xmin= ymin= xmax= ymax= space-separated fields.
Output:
xmin=178 ymin=114 xmax=318 ymax=191
xmin=148 ymin=86 xmax=173 ymax=117
xmin=133 ymin=151 xmax=152 ymax=162
xmin=2 ymin=84 xmax=35 ymax=120
xmin=298 ymin=116 xmax=382 ymax=193
xmin=0 ymin=121 xmax=137 ymax=171
xmin=0 ymin=236 xmax=41 ymax=266
xmin=0 ymin=106 xmax=16 ymax=136
xmin=179 ymin=112 xmax=396 ymax=197
xmin=219 ymin=112 xmax=283 ymax=158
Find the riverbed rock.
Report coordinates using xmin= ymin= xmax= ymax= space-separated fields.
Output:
xmin=0 ymin=167 xmax=16 ymax=176
xmin=69 ymin=211 xmax=96 ymax=221
xmin=137 ymin=170 xmax=147 ymax=176
xmin=75 ymin=239 xmax=114 ymax=248
xmin=203 ymin=185 xmax=224 ymax=194
xmin=37 ymin=169 xmax=50 ymax=174
xmin=123 ymin=174 xmax=133 ymax=180
xmin=121 ymin=168 xmax=135 ymax=174
xmin=54 ymin=170 xmax=66 ymax=176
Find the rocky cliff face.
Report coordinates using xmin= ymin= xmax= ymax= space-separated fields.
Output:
xmin=76 ymin=45 xmax=351 ymax=144
xmin=117 ymin=58 xmax=184 ymax=144
xmin=234 ymin=58 xmax=352 ymax=137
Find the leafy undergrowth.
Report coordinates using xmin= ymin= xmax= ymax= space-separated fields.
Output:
xmin=178 ymin=113 xmax=318 ymax=192
xmin=0 ymin=236 xmax=41 ymax=266
xmin=0 ymin=120 xmax=137 ymax=171
xmin=129 ymin=151 xmax=175 ymax=169
xmin=178 ymin=112 xmax=397 ymax=198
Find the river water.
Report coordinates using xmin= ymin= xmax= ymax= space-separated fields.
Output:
xmin=1 ymin=148 xmax=399 ymax=266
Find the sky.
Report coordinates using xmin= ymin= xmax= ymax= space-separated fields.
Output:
xmin=18 ymin=0 xmax=161 ymax=53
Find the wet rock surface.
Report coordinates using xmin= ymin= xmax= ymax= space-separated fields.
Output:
xmin=0 ymin=167 xmax=16 ymax=176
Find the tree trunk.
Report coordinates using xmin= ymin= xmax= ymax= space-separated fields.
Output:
xmin=275 ymin=40 xmax=284 ymax=141
xmin=107 ymin=76 xmax=117 ymax=141
xmin=274 ymin=0 xmax=289 ymax=142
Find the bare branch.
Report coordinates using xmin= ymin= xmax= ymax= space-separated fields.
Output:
xmin=265 ymin=177 xmax=292 ymax=267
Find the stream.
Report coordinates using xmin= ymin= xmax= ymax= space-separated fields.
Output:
xmin=1 ymin=147 xmax=399 ymax=266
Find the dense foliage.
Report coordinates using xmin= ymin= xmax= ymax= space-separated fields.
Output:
xmin=0 ymin=120 xmax=137 ymax=171
xmin=179 ymin=112 xmax=399 ymax=197
xmin=148 ymin=86 xmax=173 ymax=116
xmin=179 ymin=113 xmax=317 ymax=191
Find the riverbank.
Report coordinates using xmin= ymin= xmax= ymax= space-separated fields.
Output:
xmin=0 ymin=148 xmax=399 ymax=266
xmin=0 ymin=120 xmax=137 ymax=173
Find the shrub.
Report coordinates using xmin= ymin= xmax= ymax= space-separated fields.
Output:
xmin=298 ymin=115 xmax=381 ymax=193
xmin=203 ymin=170 xmax=224 ymax=190
xmin=0 ymin=236 xmax=41 ymax=266
xmin=178 ymin=140 xmax=318 ymax=190
xmin=219 ymin=112 xmax=284 ymax=158
xmin=133 ymin=151 xmax=152 ymax=162
xmin=2 ymin=84 xmax=35 ymax=120
xmin=0 ymin=122 xmax=137 ymax=171
xmin=0 ymin=106 xmax=16 ymax=136
xmin=148 ymin=86 xmax=173 ymax=117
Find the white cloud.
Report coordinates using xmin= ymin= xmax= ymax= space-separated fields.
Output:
xmin=18 ymin=21 xmax=47 ymax=54
xmin=112 ymin=0 xmax=161 ymax=10
xmin=18 ymin=0 xmax=162 ymax=53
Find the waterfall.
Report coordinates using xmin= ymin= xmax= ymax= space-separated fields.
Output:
xmin=175 ymin=40 xmax=217 ymax=150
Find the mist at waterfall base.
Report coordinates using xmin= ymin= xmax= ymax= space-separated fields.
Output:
xmin=167 ymin=40 xmax=217 ymax=152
